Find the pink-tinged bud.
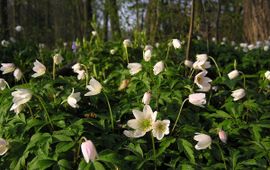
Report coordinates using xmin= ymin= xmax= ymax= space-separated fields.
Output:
xmin=142 ymin=91 xmax=151 ymax=105
xmin=218 ymin=130 xmax=227 ymax=143
xmin=227 ymin=70 xmax=239 ymax=80
xmin=81 ymin=138 xmax=98 ymax=163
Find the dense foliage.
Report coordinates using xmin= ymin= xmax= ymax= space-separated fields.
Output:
xmin=0 ymin=35 xmax=270 ymax=170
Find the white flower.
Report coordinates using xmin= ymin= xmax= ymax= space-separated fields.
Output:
xmin=265 ymin=71 xmax=270 ymax=80
xmin=124 ymin=105 xmax=157 ymax=138
xmin=53 ymin=54 xmax=63 ymax=65
xmin=15 ymin=25 xmax=23 ymax=32
xmin=240 ymin=43 xmax=248 ymax=48
xmin=193 ymin=54 xmax=211 ymax=70
xmin=153 ymin=61 xmax=164 ymax=75
xmin=91 ymin=31 xmax=97 ymax=36
xmin=188 ymin=93 xmax=206 ymax=107
xmin=110 ymin=49 xmax=117 ymax=55
xmin=32 ymin=60 xmax=46 ymax=78
xmin=264 ymin=45 xmax=269 ymax=51
xmin=218 ymin=129 xmax=227 ymax=144
xmin=127 ymin=63 xmax=142 ymax=75
xmin=0 ymin=78 xmax=8 ymax=90
xmin=172 ymin=39 xmax=181 ymax=49
xmin=67 ymin=88 xmax=81 ymax=108
xmin=0 ymin=138 xmax=8 ymax=156
xmin=13 ymin=68 xmax=23 ymax=81
xmin=212 ymin=37 xmax=216 ymax=42
xmin=194 ymin=133 xmax=212 ymax=150
xmin=144 ymin=45 xmax=153 ymax=51
xmin=142 ymin=92 xmax=151 ymax=105
xmin=143 ymin=49 xmax=152 ymax=62
xmin=152 ymin=120 xmax=170 ymax=140
xmin=194 ymin=71 xmax=212 ymax=92
xmin=155 ymin=42 xmax=160 ymax=48
xmin=1 ymin=40 xmax=10 ymax=47
xmin=85 ymin=78 xmax=102 ymax=96
xmin=227 ymin=70 xmax=239 ymax=80
xmin=123 ymin=39 xmax=132 ymax=48
xmin=77 ymin=70 xmax=86 ymax=80
xmin=248 ymin=44 xmax=255 ymax=50
xmin=1 ymin=63 xmax=15 ymax=74
xmin=81 ymin=138 xmax=98 ymax=163
xmin=231 ymin=41 xmax=236 ymax=46
xmin=231 ymin=88 xmax=245 ymax=101
xmin=222 ymin=37 xmax=227 ymax=42
xmin=184 ymin=60 xmax=193 ymax=68
xmin=72 ymin=63 xmax=81 ymax=73
xmin=10 ymin=89 xmax=32 ymax=114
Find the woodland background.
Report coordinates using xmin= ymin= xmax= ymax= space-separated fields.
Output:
xmin=1 ymin=0 xmax=270 ymax=45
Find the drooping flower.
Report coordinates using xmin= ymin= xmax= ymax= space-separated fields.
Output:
xmin=85 ymin=78 xmax=102 ymax=96
xmin=172 ymin=39 xmax=181 ymax=49
xmin=76 ymin=70 xmax=86 ymax=80
xmin=227 ymin=70 xmax=239 ymax=80
xmin=193 ymin=54 xmax=211 ymax=70
xmin=67 ymin=88 xmax=81 ymax=108
xmin=218 ymin=129 xmax=227 ymax=144
xmin=265 ymin=70 xmax=270 ymax=80
xmin=118 ymin=79 xmax=129 ymax=91
xmin=194 ymin=133 xmax=212 ymax=150
xmin=13 ymin=68 xmax=23 ymax=81
xmin=152 ymin=120 xmax=170 ymax=140
xmin=142 ymin=91 xmax=151 ymax=105
xmin=123 ymin=39 xmax=132 ymax=48
xmin=153 ymin=61 xmax=164 ymax=75
xmin=91 ymin=31 xmax=97 ymax=37
xmin=0 ymin=78 xmax=8 ymax=90
xmin=10 ymin=89 xmax=32 ymax=114
xmin=0 ymin=63 xmax=15 ymax=74
xmin=110 ymin=49 xmax=117 ymax=55
xmin=72 ymin=63 xmax=81 ymax=73
xmin=127 ymin=63 xmax=142 ymax=75
xmin=124 ymin=105 xmax=157 ymax=138
xmin=144 ymin=45 xmax=153 ymax=51
xmin=53 ymin=54 xmax=64 ymax=65
xmin=81 ymin=138 xmax=98 ymax=163
xmin=264 ymin=45 xmax=269 ymax=51
xmin=184 ymin=60 xmax=193 ymax=68
xmin=32 ymin=60 xmax=46 ymax=78
xmin=231 ymin=88 xmax=245 ymax=101
xmin=194 ymin=71 xmax=212 ymax=92
xmin=188 ymin=93 xmax=206 ymax=107
xmin=15 ymin=25 xmax=23 ymax=32
xmin=143 ymin=49 xmax=152 ymax=62
xmin=0 ymin=138 xmax=8 ymax=156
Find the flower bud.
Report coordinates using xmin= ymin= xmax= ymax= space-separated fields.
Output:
xmin=227 ymin=70 xmax=239 ymax=80
xmin=142 ymin=91 xmax=151 ymax=105
xmin=218 ymin=129 xmax=227 ymax=143
xmin=231 ymin=88 xmax=245 ymax=101
xmin=81 ymin=138 xmax=98 ymax=163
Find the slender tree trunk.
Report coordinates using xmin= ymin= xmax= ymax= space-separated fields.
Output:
xmin=85 ymin=0 xmax=93 ymax=38
xmin=215 ymin=0 xmax=221 ymax=42
xmin=146 ymin=0 xmax=159 ymax=43
xmin=185 ymin=0 xmax=195 ymax=60
xmin=103 ymin=1 xmax=109 ymax=41
xmin=1 ymin=0 xmax=9 ymax=39
xmin=107 ymin=0 xmax=121 ymax=40
xmin=243 ymin=0 xmax=270 ymax=43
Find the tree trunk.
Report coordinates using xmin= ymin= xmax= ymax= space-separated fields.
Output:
xmin=85 ymin=0 xmax=93 ymax=38
xmin=145 ymin=0 xmax=159 ymax=43
xmin=103 ymin=1 xmax=109 ymax=41
xmin=1 ymin=0 xmax=9 ymax=39
xmin=107 ymin=0 xmax=121 ymax=40
xmin=243 ymin=0 xmax=270 ymax=43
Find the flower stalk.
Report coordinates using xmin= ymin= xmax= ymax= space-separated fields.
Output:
xmin=172 ymin=98 xmax=189 ymax=132
xmin=103 ymin=92 xmax=114 ymax=130
xmin=209 ymin=56 xmax=222 ymax=77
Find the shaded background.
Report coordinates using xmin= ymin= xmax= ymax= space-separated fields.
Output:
xmin=1 ymin=0 xmax=270 ymax=46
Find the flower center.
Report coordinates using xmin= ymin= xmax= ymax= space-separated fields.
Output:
xmin=139 ymin=119 xmax=152 ymax=131
xmin=156 ymin=123 xmax=166 ymax=132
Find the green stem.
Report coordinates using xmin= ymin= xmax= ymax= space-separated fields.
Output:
xmin=239 ymin=71 xmax=246 ymax=89
xmin=53 ymin=62 xmax=56 ymax=80
xmin=172 ymin=98 xmax=189 ymax=133
xmin=103 ymin=92 xmax=114 ymax=130
xmin=25 ymin=103 xmax=33 ymax=117
xmin=209 ymin=56 xmax=222 ymax=77
xmin=188 ymin=69 xmax=195 ymax=79
xmin=125 ymin=47 xmax=129 ymax=64
xmin=81 ymin=64 xmax=89 ymax=87
xmin=217 ymin=143 xmax=227 ymax=170
xmin=34 ymin=94 xmax=54 ymax=130
xmin=4 ymin=80 xmax=10 ymax=89
xmin=165 ymin=45 xmax=171 ymax=61
xmin=151 ymin=133 xmax=157 ymax=170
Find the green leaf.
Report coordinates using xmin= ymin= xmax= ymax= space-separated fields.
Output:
xmin=179 ymin=139 xmax=195 ymax=164
xmin=156 ymin=137 xmax=176 ymax=157
xmin=53 ymin=134 xmax=73 ymax=142
xmin=58 ymin=159 xmax=72 ymax=169
xmin=55 ymin=142 xmax=75 ymax=153
xmin=93 ymin=161 xmax=105 ymax=170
